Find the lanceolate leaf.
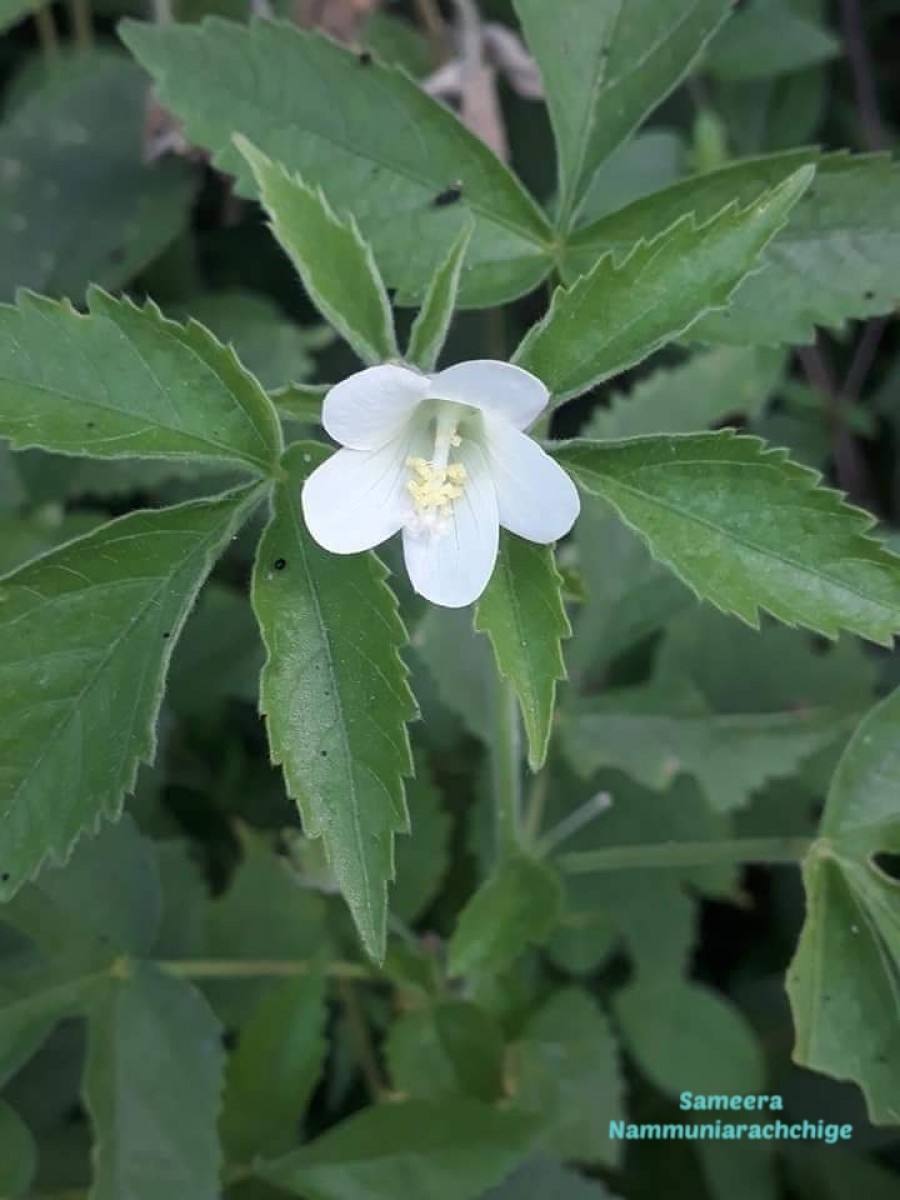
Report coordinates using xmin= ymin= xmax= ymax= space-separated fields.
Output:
xmin=515 ymin=168 xmax=812 ymax=405
xmin=407 ymin=221 xmax=473 ymax=372
xmin=475 ymin=535 xmax=571 ymax=771
xmin=257 ymin=1097 xmax=538 ymax=1200
xmin=554 ymin=431 xmax=900 ymax=645
xmin=542 ymin=0 xmax=732 ymax=224
xmin=122 ymin=18 xmax=552 ymax=307
xmin=84 ymin=963 xmax=224 ymax=1200
xmin=513 ymin=0 xmax=622 ymax=224
xmin=236 ymin=138 xmax=397 ymax=366
xmin=0 ymin=483 xmax=263 ymax=900
xmin=448 ymin=855 xmax=563 ymax=978
xmin=0 ymin=289 xmax=282 ymax=472
xmin=787 ymin=685 xmax=900 ymax=1125
xmin=252 ymin=443 xmax=416 ymax=962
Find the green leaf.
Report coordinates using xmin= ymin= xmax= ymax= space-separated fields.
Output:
xmin=562 ymin=680 xmax=851 ymax=811
xmin=413 ymin=606 xmax=494 ymax=744
xmin=0 ymin=289 xmax=282 ymax=473
xmin=513 ymin=0 xmax=622 ymax=223
xmin=221 ymin=974 xmax=327 ymax=1162
xmin=272 ymin=383 xmax=328 ymax=426
xmin=554 ymin=431 xmax=900 ymax=645
xmin=568 ymin=502 xmax=692 ymax=680
xmin=0 ymin=51 xmax=195 ymax=300
xmin=0 ymin=483 xmax=263 ymax=900
xmin=0 ymin=0 xmax=37 ymax=34
xmin=529 ymin=0 xmax=730 ymax=224
xmin=84 ymin=962 xmax=224 ymax=1200
xmin=692 ymin=156 xmax=900 ymax=344
xmin=391 ymin=754 xmax=452 ymax=922
xmin=516 ymin=168 xmax=812 ymax=405
xmin=121 ymin=18 xmax=552 ymax=307
xmin=448 ymin=855 xmax=563 ymax=978
xmin=0 ymin=1098 xmax=36 ymax=1197
xmin=386 ymin=1000 xmax=505 ymax=1102
xmin=576 ymin=129 xmax=684 ymax=227
xmin=177 ymin=290 xmax=329 ymax=391
xmin=513 ymin=987 xmax=623 ymax=1166
xmin=614 ymin=979 xmax=764 ymax=1096
xmin=475 ymin=536 xmax=571 ymax=771
xmin=787 ymin=684 xmax=900 ymax=1124
xmin=252 ymin=443 xmax=416 ymax=962
xmin=257 ymin=1098 xmax=538 ymax=1200
xmin=406 ymin=221 xmax=473 ymax=372
xmin=562 ymin=148 xmax=815 ymax=279
xmin=483 ymin=1158 xmax=616 ymax=1200
xmin=706 ymin=0 xmax=839 ymax=81
xmin=585 ymin=346 xmax=785 ymax=439
xmin=236 ymin=138 xmax=397 ymax=365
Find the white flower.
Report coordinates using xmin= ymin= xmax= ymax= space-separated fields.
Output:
xmin=301 ymin=360 xmax=580 ymax=608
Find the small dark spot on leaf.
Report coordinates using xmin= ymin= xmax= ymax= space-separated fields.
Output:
xmin=865 ymin=290 xmax=875 ymax=300
xmin=86 ymin=421 xmax=95 ymax=429
xmin=0 ymin=872 xmax=9 ymax=882
xmin=357 ymin=50 xmax=373 ymax=66
xmin=162 ymin=631 xmax=171 ymax=640
xmin=222 ymin=1029 xmax=238 ymax=1051
xmin=273 ymin=558 xmax=287 ymax=571
xmin=109 ymin=245 xmax=126 ymax=265
xmin=320 ymin=749 xmax=328 ymax=757
xmin=433 ymin=181 xmax=463 ymax=208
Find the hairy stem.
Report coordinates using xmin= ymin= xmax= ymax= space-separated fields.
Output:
xmin=158 ymin=958 xmax=377 ymax=981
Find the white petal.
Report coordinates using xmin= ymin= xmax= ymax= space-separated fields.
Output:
xmin=429 ymin=360 xmax=549 ymax=430
xmin=483 ymin=416 xmax=580 ymax=542
xmin=323 ymin=364 xmax=430 ymax=450
xmin=301 ymin=439 xmax=409 ymax=553
xmin=402 ymin=442 xmax=499 ymax=608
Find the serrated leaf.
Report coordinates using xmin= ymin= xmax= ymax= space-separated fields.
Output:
xmin=386 ymin=1000 xmax=505 ymax=1102
xmin=475 ymin=536 xmax=570 ymax=771
xmin=257 ymin=1097 xmax=538 ymax=1200
xmin=787 ymin=685 xmax=900 ymax=1125
xmin=84 ymin=962 xmax=224 ymax=1200
xmin=0 ymin=50 xmax=195 ymax=300
xmin=562 ymin=680 xmax=851 ymax=811
xmin=448 ymin=855 xmax=563 ymax=978
xmin=221 ymin=974 xmax=327 ymax=1162
xmin=706 ymin=0 xmax=839 ymax=81
xmin=586 ymin=346 xmax=785 ymax=440
xmin=554 ymin=431 xmax=900 ymax=645
xmin=563 ymin=149 xmax=817 ymax=280
xmin=529 ymin=0 xmax=731 ymax=224
xmin=236 ymin=138 xmax=397 ymax=366
xmin=0 ymin=1098 xmax=36 ymax=1197
xmin=407 ymin=221 xmax=473 ymax=372
xmin=614 ymin=979 xmax=764 ymax=1096
xmin=0 ymin=483 xmax=263 ymax=900
xmin=122 ymin=18 xmax=552 ymax=307
xmin=516 ymin=168 xmax=812 ymax=405
xmin=252 ymin=443 xmax=416 ymax=962
xmin=513 ymin=0 xmax=622 ymax=223
xmin=513 ymin=986 xmax=623 ymax=1166
xmin=693 ymin=155 xmax=900 ymax=344
xmin=0 ymin=288 xmax=282 ymax=472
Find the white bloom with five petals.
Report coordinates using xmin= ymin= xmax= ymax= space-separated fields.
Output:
xmin=301 ymin=360 xmax=580 ymax=608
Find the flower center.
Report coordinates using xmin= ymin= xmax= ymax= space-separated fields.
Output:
xmin=404 ymin=407 xmax=468 ymax=538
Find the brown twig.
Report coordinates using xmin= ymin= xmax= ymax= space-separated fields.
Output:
xmin=837 ymin=0 xmax=887 ymax=151
xmin=797 ymin=341 xmax=875 ymax=510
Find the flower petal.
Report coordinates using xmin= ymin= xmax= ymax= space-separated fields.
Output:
xmin=483 ymin=417 xmax=580 ymax=542
xmin=301 ymin=439 xmax=410 ymax=553
xmin=402 ymin=442 xmax=499 ymax=608
xmin=323 ymin=364 xmax=430 ymax=450
xmin=430 ymin=360 xmax=549 ymax=430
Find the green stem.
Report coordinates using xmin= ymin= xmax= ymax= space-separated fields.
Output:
xmin=33 ymin=3 xmax=60 ymax=59
xmin=492 ymin=677 xmax=523 ymax=859
xmin=158 ymin=958 xmax=377 ymax=981
xmin=557 ymin=837 xmax=814 ymax=874
xmin=69 ymin=0 xmax=93 ymax=47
